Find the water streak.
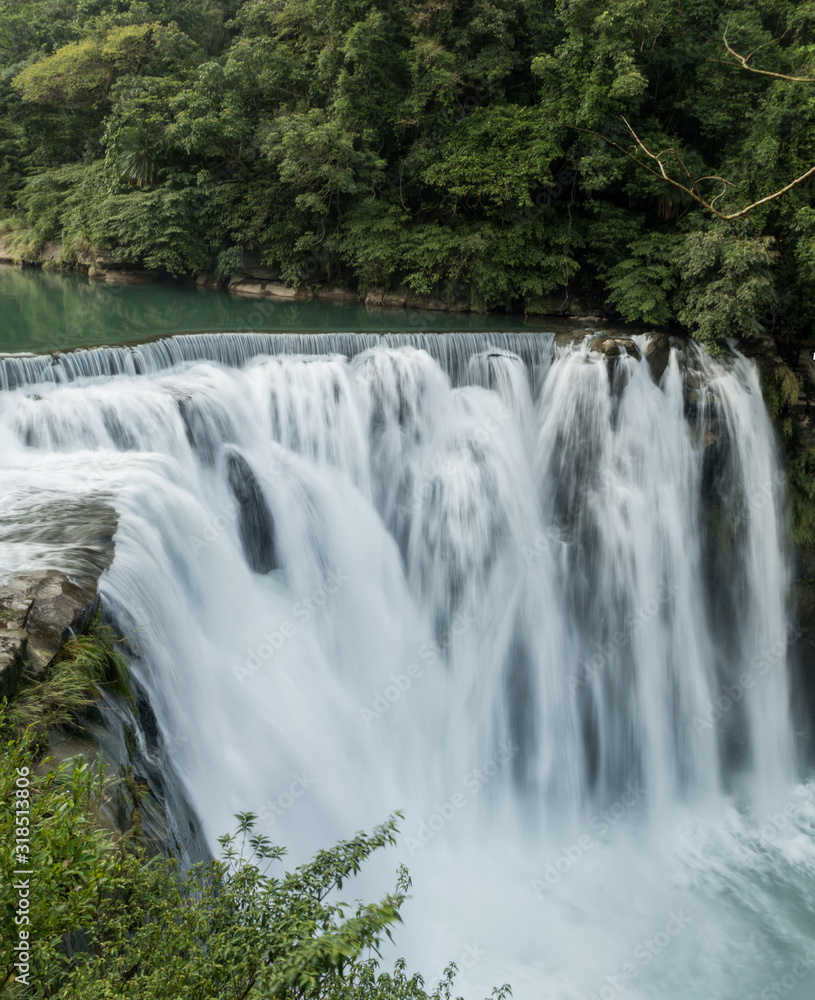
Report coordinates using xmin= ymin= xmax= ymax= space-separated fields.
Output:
xmin=0 ymin=331 xmax=809 ymax=999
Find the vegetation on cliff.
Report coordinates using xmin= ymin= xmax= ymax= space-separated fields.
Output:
xmin=3 ymin=608 xmax=131 ymax=744
xmin=0 ymin=609 xmax=495 ymax=999
xmin=1 ymin=723 xmax=487 ymax=999
xmin=0 ymin=1 xmax=813 ymax=348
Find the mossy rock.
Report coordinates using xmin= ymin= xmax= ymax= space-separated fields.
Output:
xmin=590 ymin=335 xmax=642 ymax=361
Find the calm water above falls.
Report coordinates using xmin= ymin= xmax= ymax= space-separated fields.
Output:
xmin=0 ymin=328 xmax=813 ymax=999
xmin=0 ymin=264 xmax=561 ymax=355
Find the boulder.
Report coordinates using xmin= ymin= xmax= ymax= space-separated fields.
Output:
xmin=226 ymin=277 xmax=313 ymax=300
xmin=364 ymin=287 xmax=386 ymax=307
xmin=313 ymin=285 xmax=359 ymax=304
xmin=590 ymin=335 xmax=642 ymax=361
xmin=264 ymin=282 xmax=313 ymax=301
xmin=228 ymin=278 xmax=266 ymax=298
xmin=382 ymin=288 xmax=410 ymax=308
xmin=195 ymin=272 xmax=225 ymax=289
xmin=0 ymin=571 xmax=101 ymax=695
xmin=554 ymin=331 xmax=591 ymax=350
xmin=645 ymin=334 xmax=671 ymax=384
xmin=364 ymin=287 xmax=410 ymax=308
xmin=89 ymin=268 xmax=158 ymax=284
xmin=0 ymin=627 xmax=27 ymax=702
xmin=40 ymin=242 xmax=64 ymax=264
xmin=405 ymin=291 xmax=471 ymax=312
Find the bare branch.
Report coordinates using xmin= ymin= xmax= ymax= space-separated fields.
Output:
xmin=622 ymin=116 xmax=815 ymax=218
xmin=723 ymin=17 xmax=815 ymax=83
xmin=565 ymin=118 xmax=815 ymax=220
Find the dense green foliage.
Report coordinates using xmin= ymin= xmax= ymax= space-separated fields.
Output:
xmin=0 ymin=0 xmax=814 ymax=346
xmin=1 ymin=719 xmax=491 ymax=999
xmin=1 ymin=653 xmax=499 ymax=999
xmin=3 ymin=608 xmax=131 ymax=743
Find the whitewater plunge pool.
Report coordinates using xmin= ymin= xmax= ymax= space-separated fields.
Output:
xmin=0 ymin=269 xmax=814 ymax=1000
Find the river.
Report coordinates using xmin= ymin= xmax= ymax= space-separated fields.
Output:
xmin=0 ymin=267 xmax=813 ymax=999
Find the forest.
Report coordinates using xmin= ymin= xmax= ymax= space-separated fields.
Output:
xmin=0 ymin=0 xmax=813 ymax=349
xmin=3 ymin=5 xmax=815 ymax=997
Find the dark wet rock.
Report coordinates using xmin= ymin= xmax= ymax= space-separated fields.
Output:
xmin=0 ymin=571 xmax=101 ymax=695
xmin=89 ymin=268 xmax=159 ymax=284
xmin=554 ymin=331 xmax=590 ymax=350
xmin=525 ymin=290 xmax=614 ymax=318
xmin=195 ymin=272 xmax=226 ymax=290
xmin=365 ymin=286 xmax=412 ymax=308
xmin=590 ymin=335 xmax=642 ymax=361
xmin=0 ymin=508 xmax=198 ymax=855
xmin=313 ymin=285 xmax=359 ymax=304
xmin=263 ymin=282 xmax=314 ymax=301
xmin=645 ymin=334 xmax=671 ymax=384
xmin=405 ymin=290 xmax=472 ymax=312
xmin=224 ymin=448 xmax=277 ymax=573
xmin=525 ymin=293 xmax=571 ymax=316
xmin=0 ymin=627 xmax=27 ymax=701
xmin=244 ymin=266 xmax=279 ymax=281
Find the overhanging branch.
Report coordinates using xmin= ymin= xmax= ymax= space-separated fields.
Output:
xmin=723 ymin=18 xmax=815 ymax=83
xmin=566 ymin=118 xmax=815 ymax=221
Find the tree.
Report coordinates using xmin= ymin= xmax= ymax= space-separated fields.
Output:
xmin=1 ymin=711 xmax=510 ymax=999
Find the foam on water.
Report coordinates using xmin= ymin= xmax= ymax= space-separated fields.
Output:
xmin=0 ymin=332 xmax=811 ymax=998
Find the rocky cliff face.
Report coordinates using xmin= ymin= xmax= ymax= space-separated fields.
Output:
xmin=0 ymin=525 xmax=205 ymax=855
xmin=738 ymin=333 xmax=815 ymax=751
xmin=0 ymin=570 xmax=101 ymax=701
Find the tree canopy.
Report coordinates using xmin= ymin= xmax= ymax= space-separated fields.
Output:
xmin=0 ymin=0 xmax=814 ymax=348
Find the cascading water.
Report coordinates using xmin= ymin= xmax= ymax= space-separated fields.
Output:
xmin=1 ymin=331 xmax=813 ymax=999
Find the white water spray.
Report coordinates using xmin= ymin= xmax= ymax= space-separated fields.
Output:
xmin=1 ymin=332 xmax=812 ymax=999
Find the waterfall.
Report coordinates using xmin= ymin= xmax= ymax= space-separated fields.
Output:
xmin=1 ymin=331 xmax=812 ymax=999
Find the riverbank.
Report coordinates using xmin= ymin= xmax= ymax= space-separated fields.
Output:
xmin=0 ymin=239 xmax=612 ymax=321
xmin=0 ymin=259 xmax=599 ymax=358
